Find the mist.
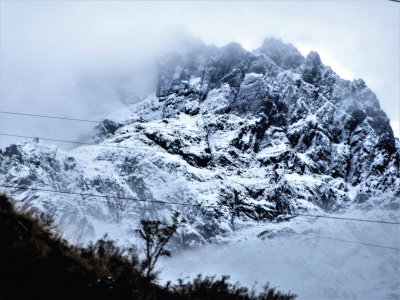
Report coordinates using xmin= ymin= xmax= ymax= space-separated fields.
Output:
xmin=0 ymin=1 xmax=399 ymax=149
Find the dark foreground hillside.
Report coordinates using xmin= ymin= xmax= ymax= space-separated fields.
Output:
xmin=0 ymin=194 xmax=295 ymax=300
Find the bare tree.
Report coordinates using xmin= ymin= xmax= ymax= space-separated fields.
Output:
xmin=138 ymin=212 xmax=182 ymax=279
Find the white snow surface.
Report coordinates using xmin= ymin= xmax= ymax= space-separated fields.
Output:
xmin=160 ymin=200 xmax=400 ymax=300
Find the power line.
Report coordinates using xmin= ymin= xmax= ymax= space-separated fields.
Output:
xmin=0 ymin=133 xmax=163 ymax=153
xmin=1 ymin=112 xmax=399 ymax=249
xmin=0 ymin=132 xmax=137 ymax=149
xmin=0 ymin=110 xmax=166 ymax=130
xmin=0 ymin=110 xmax=170 ymax=131
xmin=0 ymin=183 xmax=399 ymax=225
xmin=1 ymin=184 xmax=399 ymax=251
xmin=0 ymin=110 xmax=100 ymax=123
xmin=0 ymin=184 xmax=206 ymax=208
xmin=1 ymin=184 xmax=399 ymax=225
xmin=285 ymin=231 xmax=400 ymax=251
xmin=1 ymin=132 xmax=399 ymax=225
xmin=292 ymin=213 xmax=400 ymax=225
xmin=1 ymin=112 xmax=399 ymax=226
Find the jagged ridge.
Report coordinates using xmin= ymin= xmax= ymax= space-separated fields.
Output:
xmin=0 ymin=37 xmax=399 ymax=245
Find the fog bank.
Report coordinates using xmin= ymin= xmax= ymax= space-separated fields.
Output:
xmin=0 ymin=1 xmax=398 ymax=148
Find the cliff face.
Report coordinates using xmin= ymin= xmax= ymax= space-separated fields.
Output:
xmin=1 ymin=38 xmax=399 ymax=245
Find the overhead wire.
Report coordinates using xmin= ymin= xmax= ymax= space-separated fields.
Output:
xmin=285 ymin=231 xmax=400 ymax=251
xmin=0 ymin=133 xmax=164 ymax=153
xmin=0 ymin=184 xmax=206 ymax=208
xmin=291 ymin=213 xmax=400 ymax=225
xmin=0 ymin=110 xmax=100 ymax=123
xmin=0 ymin=184 xmax=399 ymax=225
xmin=1 ymin=132 xmax=400 ymax=225
xmin=0 ymin=110 xmax=173 ymax=130
xmin=1 ymin=109 xmax=399 ymax=251
xmin=1 ymin=183 xmax=399 ymax=251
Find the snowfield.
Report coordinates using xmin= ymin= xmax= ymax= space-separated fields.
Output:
xmin=161 ymin=201 xmax=400 ymax=300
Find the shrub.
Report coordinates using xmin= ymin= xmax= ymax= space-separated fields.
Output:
xmin=0 ymin=194 xmax=296 ymax=299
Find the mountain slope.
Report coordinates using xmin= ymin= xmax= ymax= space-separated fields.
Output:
xmin=0 ymin=37 xmax=399 ymax=245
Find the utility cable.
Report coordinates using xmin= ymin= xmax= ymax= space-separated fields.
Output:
xmin=0 ymin=184 xmax=398 ymax=225
xmin=0 ymin=110 xmax=184 ymax=130
xmin=285 ymin=231 xmax=400 ymax=251
xmin=292 ymin=213 xmax=400 ymax=225
xmin=1 ymin=184 xmax=399 ymax=251
xmin=0 ymin=184 xmax=207 ymax=208
xmin=1 ymin=131 xmax=400 ymax=226
xmin=0 ymin=133 xmax=162 ymax=152
xmin=0 ymin=110 xmax=100 ymax=123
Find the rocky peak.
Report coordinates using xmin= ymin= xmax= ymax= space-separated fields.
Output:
xmin=301 ymin=51 xmax=323 ymax=84
xmin=259 ymin=37 xmax=305 ymax=69
xmin=0 ymin=37 xmax=398 ymax=246
xmin=305 ymin=51 xmax=322 ymax=66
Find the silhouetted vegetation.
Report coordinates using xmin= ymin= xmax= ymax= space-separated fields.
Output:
xmin=0 ymin=194 xmax=296 ymax=300
xmin=139 ymin=212 xmax=183 ymax=279
xmin=162 ymin=275 xmax=296 ymax=300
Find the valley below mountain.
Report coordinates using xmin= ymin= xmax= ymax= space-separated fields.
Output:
xmin=160 ymin=196 xmax=399 ymax=300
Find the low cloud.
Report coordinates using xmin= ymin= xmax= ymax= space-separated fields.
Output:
xmin=0 ymin=1 xmax=398 ymax=148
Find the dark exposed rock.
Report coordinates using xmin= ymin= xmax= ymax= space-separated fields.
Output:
xmin=0 ymin=37 xmax=398 ymax=245
xmin=302 ymin=51 xmax=323 ymax=84
xmin=95 ymin=119 xmax=123 ymax=138
xmin=259 ymin=37 xmax=305 ymax=69
xmin=144 ymin=131 xmax=212 ymax=168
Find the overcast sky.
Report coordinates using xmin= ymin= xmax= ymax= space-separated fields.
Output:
xmin=0 ymin=0 xmax=399 ymax=148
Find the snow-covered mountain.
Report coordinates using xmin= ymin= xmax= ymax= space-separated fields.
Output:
xmin=0 ymin=37 xmax=399 ymax=245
